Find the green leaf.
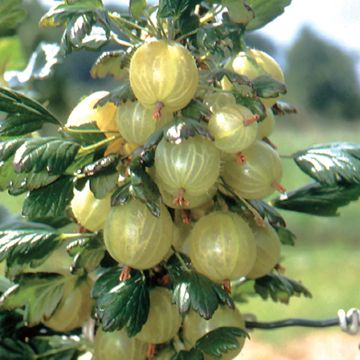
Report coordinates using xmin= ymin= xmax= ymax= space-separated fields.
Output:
xmin=0 ymin=138 xmax=26 ymax=162
xmin=272 ymin=182 xmax=360 ymax=217
xmin=67 ymin=236 xmax=105 ymax=273
xmin=0 ymin=87 xmax=60 ymax=136
xmin=158 ymin=0 xmax=199 ymax=18
xmin=249 ymin=199 xmax=286 ymax=227
xmin=254 ymin=273 xmax=311 ymax=304
xmin=182 ymin=100 xmax=211 ymax=120
xmin=13 ymin=138 xmax=80 ymax=175
xmin=22 ymin=176 xmax=74 ymax=222
xmin=95 ymin=80 xmax=135 ymax=107
xmin=111 ymin=181 xmax=132 ymax=207
xmin=62 ymin=122 xmax=106 ymax=146
xmin=252 ymin=75 xmax=287 ymax=98
xmin=172 ymin=349 xmax=203 ymax=360
xmin=0 ymin=36 xmax=25 ymax=73
xmin=0 ymin=0 xmax=27 ymax=37
xmin=246 ymin=0 xmax=292 ymax=31
xmin=273 ymin=225 xmax=296 ymax=246
xmin=130 ymin=0 xmax=147 ymax=18
xmin=0 ymin=273 xmax=65 ymax=325
xmin=167 ymin=254 xmax=234 ymax=319
xmin=92 ymin=268 xmax=150 ymax=336
xmin=0 ymin=338 xmax=35 ymax=360
xmin=91 ymin=50 xmax=131 ymax=80
xmin=293 ymin=142 xmax=360 ymax=186
xmin=0 ymin=229 xmax=61 ymax=267
xmin=164 ymin=118 xmax=213 ymax=143
xmin=195 ymin=327 xmax=249 ymax=358
xmin=5 ymin=43 xmax=62 ymax=88
xmin=79 ymin=154 xmax=119 ymax=199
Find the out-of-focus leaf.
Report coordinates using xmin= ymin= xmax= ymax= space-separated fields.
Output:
xmin=171 ymin=349 xmax=203 ymax=360
xmin=0 ymin=0 xmax=27 ymax=37
xmin=0 ymin=37 xmax=25 ymax=73
xmin=252 ymin=75 xmax=287 ymax=98
xmin=0 ymin=338 xmax=35 ymax=360
xmin=130 ymin=0 xmax=147 ymax=18
xmin=246 ymin=0 xmax=291 ymax=31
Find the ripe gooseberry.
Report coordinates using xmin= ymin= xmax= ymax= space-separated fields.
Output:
xmin=129 ymin=39 xmax=199 ymax=116
xmin=154 ymin=136 xmax=220 ymax=206
xmin=103 ymin=199 xmax=173 ymax=269
xmin=247 ymin=221 xmax=281 ymax=279
xmin=116 ymin=101 xmax=173 ymax=146
xmin=257 ymin=108 xmax=276 ymax=140
xmin=183 ymin=306 xmax=246 ymax=360
xmin=208 ymin=103 xmax=258 ymax=154
xmin=221 ymin=140 xmax=284 ymax=199
xmin=43 ymin=278 xmax=92 ymax=332
xmin=70 ymin=182 xmax=112 ymax=232
xmin=135 ymin=287 xmax=182 ymax=344
xmin=94 ymin=328 xmax=147 ymax=360
xmin=189 ymin=211 xmax=256 ymax=283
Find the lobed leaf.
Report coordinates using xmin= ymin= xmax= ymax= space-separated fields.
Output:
xmin=254 ymin=273 xmax=311 ymax=304
xmin=293 ymin=142 xmax=360 ymax=186
xmin=167 ymin=254 xmax=234 ymax=319
xmin=92 ymin=268 xmax=150 ymax=336
xmin=272 ymin=182 xmax=360 ymax=217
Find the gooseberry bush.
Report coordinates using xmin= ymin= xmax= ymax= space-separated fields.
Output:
xmin=1 ymin=0 xmax=359 ymax=359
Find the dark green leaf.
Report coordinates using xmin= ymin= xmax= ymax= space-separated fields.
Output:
xmin=252 ymin=75 xmax=287 ymax=98
xmin=67 ymin=236 xmax=105 ymax=273
xmin=91 ymin=50 xmax=131 ymax=80
xmin=272 ymin=182 xmax=360 ymax=216
xmin=182 ymin=100 xmax=211 ymax=120
xmin=158 ymin=0 xmax=199 ymax=18
xmin=0 ymin=309 xmax=23 ymax=336
xmin=62 ymin=122 xmax=106 ymax=146
xmin=0 ymin=0 xmax=27 ymax=37
xmin=111 ymin=181 xmax=132 ymax=207
xmin=22 ymin=176 xmax=74 ymax=221
xmin=246 ymin=0 xmax=292 ymax=31
xmin=271 ymin=100 xmax=297 ymax=116
xmin=172 ymin=349 xmax=203 ymax=360
xmin=0 ymin=338 xmax=35 ymax=360
xmin=167 ymin=254 xmax=234 ymax=319
xmin=254 ymin=273 xmax=311 ymax=304
xmin=249 ymin=199 xmax=286 ymax=227
xmin=293 ymin=142 xmax=360 ymax=186
xmin=0 ymin=87 xmax=60 ymax=136
xmin=5 ymin=43 xmax=63 ymax=88
xmin=165 ymin=118 xmax=213 ymax=143
xmin=13 ymin=138 xmax=80 ymax=175
xmin=93 ymin=268 xmax=150 ymax=336
xmin=0 ymin=229 xmax=61 ymax=267
xmin=195 ymin=326 xmax=249 ymax=358
xmin=0 ymin=273 xmax=65 ymax=325
xmin=273 ymin=225 xmax=296 ymax=246
xmin=0 ymin=138 xmax=26 ymax=162
xmin=95 ymin=80 xmax=135 ymax=107
xmin=130 ymin=0 xmax=147 ymax=17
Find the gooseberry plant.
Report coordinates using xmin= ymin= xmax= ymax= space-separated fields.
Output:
xmin=0 ymin=0 xmax=359 ymax=359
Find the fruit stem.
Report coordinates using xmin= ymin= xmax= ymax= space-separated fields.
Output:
xmin=147 ymin=344 xmax=156 ymax=358
xmin=62 ymin=126 xmax=119 ymax=134
xmin=200 ymin=4 xmax=224 ymax=24
xmin=78 ymin=135 xmax=122 ymax=155
xmin=272 ymin=180 xmax=286 ymax=194
xmin=110 ymin=32 xmax=133 ymax=47
xmin=59 ymin=233 xmax=97 ymax=241
xmin=153 ymin=101 xmax=164 ymax=120
xmin=243 ymin=114 xmax=260 ymax=126
xmin=172 ymin=248 xmax=191 ymax=272
xmin=119 ymin=266 xmax=132 ymax=282
xmin=177 ymin=28 xmax=200 ymax=42
xmin=109 ymin=13 xmax=152 ymax=35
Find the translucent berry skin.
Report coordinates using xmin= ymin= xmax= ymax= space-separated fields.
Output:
xmin=95 ymin=328 xmax=147 ymax=360
xmin=189 ymin=211 xmax=256 ymax=283
xmin=183 ymin=306 xmax=246 ymax=360
xmin=222 ymin=49 xmax=285 ymax=106
xmin=116 ymin=101 xmax=173 ymax=145
xmin=203 ymin=92 xmax=236 ymax=113
xmin=43 ymin=278 xmax=92 ymax=332
xmin=135 ymin=287 xmax=182 ymax=344
xmin=257 ymin=109 xmax=275 ymax=139
xmin=209 ymin=103 xmax=257 ymax=154
xmin=129 ymin=40 xmax=199 ymax=112
xmin=103 ymin=199 xmax=173 ymax=269
xmin=222 ymin=140 xmax=283 ymax=199
xmin=154 ymin=137 xmax=221 ymax=197
xmin=247 ymin=222 xmax=281 ymax=279
xmin=71 ymin=182 xmax=112 ymax=232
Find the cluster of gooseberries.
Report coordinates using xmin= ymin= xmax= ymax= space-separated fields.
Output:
xmin=66 ymin=30 xmax=286 ymax=359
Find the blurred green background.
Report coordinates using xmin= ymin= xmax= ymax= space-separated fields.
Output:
xmin=0 ymin=0 xmax=359 ymax=345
